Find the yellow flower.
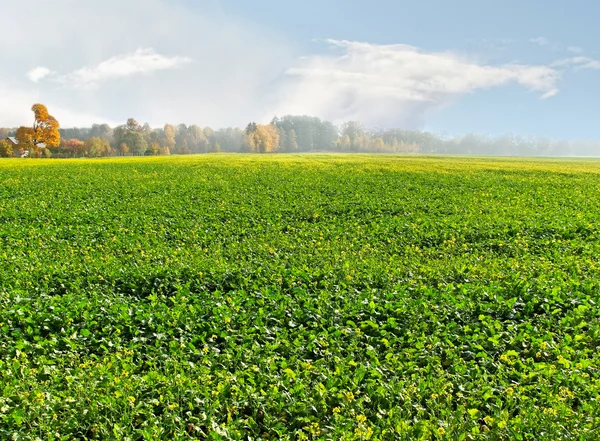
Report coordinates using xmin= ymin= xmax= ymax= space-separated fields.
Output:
xmin=309 ymin=423 xmax=321 ymax=436
xmin=437 ymin=427 xmax=446 ymax=436
xmin=333 ymin=407 xmax=341 ymax=414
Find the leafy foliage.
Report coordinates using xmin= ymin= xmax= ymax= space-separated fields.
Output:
xmin=0 ymin=155 xmax=599 ymax=440
xmin=244 ymin=123 xmax=280 ymax=153
xmin=8 ymin=114 xmax=600 ymax=159
xmin=0 ymin=140 xmax=12 ymax=158
xmin=15 ymin=104 xmax=61 ymax=153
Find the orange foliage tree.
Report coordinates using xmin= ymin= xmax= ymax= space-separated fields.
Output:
xmin=16 ymin=104 xmax=60 ymax=154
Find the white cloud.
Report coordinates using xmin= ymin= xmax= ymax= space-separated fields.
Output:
xmin=552 ymin=56 xmax=600 ymax=70
xmin=567 ymin=46 xmax=584 ymax=54
xmin=0 ymin=0 xmax=292 ymax=128
xmin=64 ymin=48 xmax=192 ymax=88
xmin=530 ymin=37 xmax=550 ymax=46
xmin=0 ymin=1 xmax=590 ymax=130
xmin=27 ymin=67 xmax=54 ymax=83
xmin=269 ymin=40 xmax=560 ymax=127
xmin=541 ymin=89 xmax=559 ymax=99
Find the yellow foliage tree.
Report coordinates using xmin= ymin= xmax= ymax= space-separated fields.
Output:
xmin=0 ymin=139 xmax=13 ymax=157
xmin=245 ymin=124 xmax=280 ymax=153
xmin=15 ymin=127 xmax=35 ymax=150
xmin=16 ymin=104 xmax=60 ymax=154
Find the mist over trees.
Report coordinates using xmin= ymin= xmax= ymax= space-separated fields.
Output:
xmin=2 ymin=114 xmax=600 ymax=158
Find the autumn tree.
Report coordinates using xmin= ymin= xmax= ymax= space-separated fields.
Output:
xmin=15 ymin=127 xmax=35 ymax=152
xmin=181 ymin=139 xmax=191 ymax=155
xmin=257 ymin=124 xmax=280 ymax=153
xmin=0 ymin=140 xmax=13 ymax=157
xmin=163 ymin=124 xmax=176 ymax=152
xmin=243 ymin=123 xmax=257 ymax=152
xmin=65 ymin=139 xmax=86 ymax=156
xmin=372 ymin=137 xmax=385 ymax=152
xmin=187 ymin=125 xmax=208 ymax=153
xmin=148 ymin=142 xmax=160 ymax=156
xmin=244 ymin=124 xmax=279 ymax=153
xmin=16 ymin=104 xmax=60 ymax=156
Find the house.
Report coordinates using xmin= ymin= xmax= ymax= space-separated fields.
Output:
xmin=3 ymin=137 xmax=29 ymax=158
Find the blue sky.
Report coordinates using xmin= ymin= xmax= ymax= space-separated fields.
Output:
xmin=222 ymin=0 xmax=600 ymax=138
xmin=1 ymin=0 xmax=598 ymax=138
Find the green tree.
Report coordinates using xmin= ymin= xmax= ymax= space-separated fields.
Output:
xmin=187 ymin=125 xmax=209 ymax=153
xmin=114 ymin=119 xmax=147 ymax=156
xmin=148 ymin=142 xmax=160 ymax=156
xmin=287 ymin=129 xmax=298 ymax=151
xmin=85 ymin=137 xmax=112 ymax=157
xmin=337 ymin=135 xmax=351 ymax=151
xmin=340 ymin=121 xmax=364 ymax=150
xmin=89 ymin=124 xmax=113 ymax=143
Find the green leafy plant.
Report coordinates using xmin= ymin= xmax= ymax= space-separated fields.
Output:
xmin=0 ymin=154 xmax=599 ymax=440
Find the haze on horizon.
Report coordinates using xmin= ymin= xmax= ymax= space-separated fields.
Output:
xmin=1 ymin=0 xmax=598 ymax=141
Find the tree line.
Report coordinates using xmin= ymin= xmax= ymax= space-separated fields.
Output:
xmin=2 ymin=106 xmax=600 ymax=157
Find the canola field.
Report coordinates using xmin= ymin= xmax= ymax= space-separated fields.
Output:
xmin=0 ymin=154 xmax=599 ymax=440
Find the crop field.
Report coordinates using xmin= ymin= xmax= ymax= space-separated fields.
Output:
xmin=1 ymin=154 xmax=600 ymax=440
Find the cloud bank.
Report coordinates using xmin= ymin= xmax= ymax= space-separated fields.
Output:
xmin=270 ymin=40 xmax=560 ymax=127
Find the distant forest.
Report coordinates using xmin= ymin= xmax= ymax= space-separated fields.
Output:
xmin=2 ymin=115 xmax=599 ymax=158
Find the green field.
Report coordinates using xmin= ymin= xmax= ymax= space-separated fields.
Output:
xmin=1 ymin=155 xmax=600 ymax=440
